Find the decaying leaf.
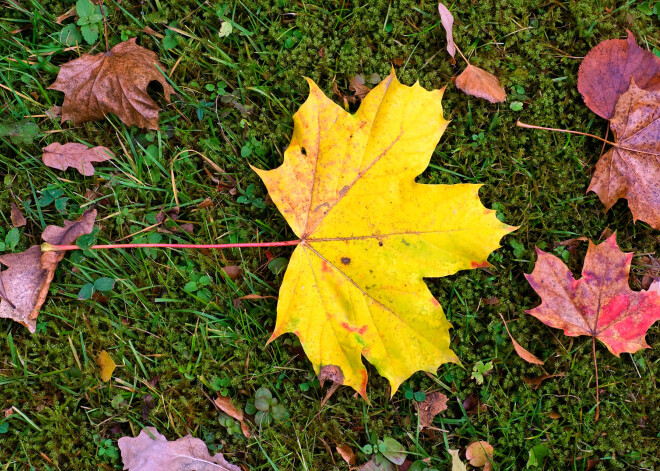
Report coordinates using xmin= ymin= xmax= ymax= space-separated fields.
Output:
xmin=577 ymin=30 xmax=660 ymax=120
xmin=97 ymin=350 xmax=116 ymax=382
xmin=466 ymin=441 xmax=495 ymax=471
xmin=221 ymin=265 xmax=243 ymax=281
xmin=48 ymin=38 xmax=174 ymax=129
xmin=214 ymin=395 xmax=251 ymax=438
xmin=437 ymin=3 xmax=456 ymax=58
xmin=10 ymin=203 xmax=26 ymax=228
xmin=526 ymin=234 xmax=660 ymax=355
xmin=0 ymin=209 xmax=97 ymax=332
xmin=349 ymin=75 xmax=371 ymax=101
xmin=42 ymin=142 xmax=114 ymax=176
xmin=587 ymin=81 xmax=660 ymax=230
xmin=455 ymin=65 xmax=506 ymax=103
xmin=336 ymin=444 xmax=356 ymax=466
xmin=254 ymin=70 xmax=514 ymax=397
xmin=118 ymin=427 xmax=240 ymax=471
xmin=449 ymin=449 xmax=467 ymax=471
xmin=415 ymin=391 xmax=448 ymax=429
xmin=498 ymin=313 xmax=544 ymax=365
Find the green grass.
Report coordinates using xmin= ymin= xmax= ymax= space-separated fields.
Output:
xmin=0 ymin=0 xmax=659 ymax=469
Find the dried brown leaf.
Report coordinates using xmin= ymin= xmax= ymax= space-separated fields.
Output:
xmin=498 ymin=313 xmax=544 ymax=365
xmin=437 ymin=3 xmax=456 ymax=58
xmin=349 ymin=75 xmax=371 ymax=101
xmin=522 ymin=372 xmax=565 ymax=390
xmin=214 ymin=396 xmax=251 ymax=438
xmin=455 ymin=65 xmax=506 ymax=103
xmin=0 ymin=209 xmax=97 ymax=332
xmin=42 ymin=142 xmax=114 ymax=176
xmin=118 ymin=427 xmax=240 ymax=471
xmin=48 ymin=39 xmax=174 ymax=129
xmin=577 ymin=30 xmax=660 ymax=120
xmin=336 ymin=444 xmax=356 ymax=466
xmin=587 ymin=81 xmax=660 ymax=229
xmin=10 ymin=203 xmax=26 ymax=227
xmin=415 ymin=391 xmax=448 ymax=429
xmin=222 ymin=265 xmax=243 ymax=281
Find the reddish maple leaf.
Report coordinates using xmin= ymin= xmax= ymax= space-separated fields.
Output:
xmin=587 ymin=81 xmax=660 ymax=230
xmin=577 ymin=30 xmax=660 ymax=120
xmin=526 ymin=234 xmax=660 ymax=356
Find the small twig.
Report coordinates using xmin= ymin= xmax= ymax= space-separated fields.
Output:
xmin=517 ymin=121 xmax=618 ymax=146
xmin=593 ymin=336 xmax=600 ymax=421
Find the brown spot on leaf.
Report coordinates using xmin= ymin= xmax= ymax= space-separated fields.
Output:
xmin=340 ymin=257 xmax=351 ymax=265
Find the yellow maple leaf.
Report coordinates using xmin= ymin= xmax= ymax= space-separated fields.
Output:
xmin=254 ymin=71 xmax=515 ymax=397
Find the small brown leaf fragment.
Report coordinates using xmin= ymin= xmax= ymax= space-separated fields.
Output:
xmin=349 ymin=75 xmax=371 ymax=101
xmin=577 ymin=30 xmax=660 ymax=120
xmin=548 ymin=411 xmax=561 ymax=419
xmin=0 ymin=209 xmax=97 ymax=332
xmin=222 ymin=265 xmax=243 ymax=281
xmin=498 ymin=313 xmax=544 ymax=365
xmin=437 ymin=3 xmax=456 ymax=58
xmin=214 ymin=396 xmax=251 ymax=438
xmin=415 ymin=391 xmax=448 ymax=429
xmin=522 ymin=372 xmax=565 ymax=390
xmin=118 ymin=426 xmax=240 ymax=471
xmin=336 ymin=444 xmax=356 ymax=466
xmin=319 ymin=364 xmax=344 ymax=406
xmin=466 ymin=441 xmax=495 ymax=471
xmin=48 ymin=38 xmax=174 ymax=129
xmin=10 ymin=203 xmax=26 ymax=227
xmin=455 ymin=65 xmax=506 ymax=103
xmin=55 ymin=6 xmax=76 ymax=24
xmin=198 ymin=198 xmax=214 ymax=209
xmin=42 ymin=143 xmax=114 ymax=176
xmin=45 ymin=105 xmax=62 ymax=120
xmin=587 ymin=81 xmax=660 ymax=229
xmin=97 ymin=350 xmax=116 ymax=382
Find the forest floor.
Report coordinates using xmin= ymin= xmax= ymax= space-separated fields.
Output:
xmin=0 ymin=0 xmax=659 ymax=469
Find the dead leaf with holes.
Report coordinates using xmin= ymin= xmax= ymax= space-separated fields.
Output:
xmin=48 ymin=39 xmax=174 ymax=129
xmin=254 ymin=70 xmax=514 ymax=398
xmin=118 ymin=427 xmax=240 ymax=471
xmin=43 ymin=142 xmax=114 ymax=176
xmin=0 ymin=209 xmax=97 ymax=332
xmin=416 ymin=391 xmax=448 ymax=429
